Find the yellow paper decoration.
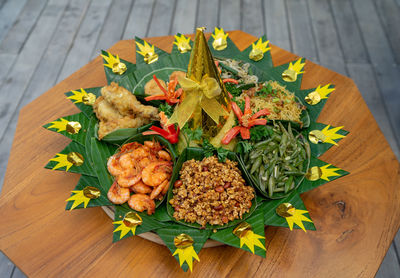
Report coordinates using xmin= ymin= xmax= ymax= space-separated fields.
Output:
xmin=309 ymin=125 xmax=346 ymax=145
xmin=47 ymin=118 xmax=69 ymax=132
xmin=173 ymin=34 xmax=192 ymax=53
xmin=49 ymin=153 xmax=73 ymax=171
xmin=276 ymin=203 xmax=313 ymax=232
xmin=282 ymin=58 xmax=305 ymax=82
xmin=101 ymin=51 xmax=127 ymax=75
xmin=211 ymin=27 xmax=228 ymax=51
xmin=305 ymin=84 xmax=335 ymax=105
xmin=66 ymin=186 xmax=100 ymax=210
xmin=136 ymin=40 xmax=158 ymax=64
xmin=233 ymin=222 xmax=265 ymax=254
xmin=249 ymin=38 xmax=270 ymax=61
xmin=306 ymin=164 xmax=342 ymax=181
xmin=113 ymin=212 xmax=142 ymax=239
xmin=172 ymin=234 xmax=199 ymax=272
xmin=67 ymin=88 xmax=96 ymax=105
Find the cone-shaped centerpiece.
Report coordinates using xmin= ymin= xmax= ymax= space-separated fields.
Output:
xmin=168 ymin=27 xmax=231 ymax=139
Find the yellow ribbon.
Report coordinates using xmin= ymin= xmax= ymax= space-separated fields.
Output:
xmin=168 ymin=75 xmax=228 ymax=128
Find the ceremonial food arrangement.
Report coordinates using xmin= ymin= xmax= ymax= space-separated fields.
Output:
xmin=44 ymin=27 xmax=349 ymax=272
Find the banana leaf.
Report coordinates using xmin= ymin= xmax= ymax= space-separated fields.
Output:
xmin=64 ymin=87 xmax=102 ymax=119
xmin=65 ymin=174 xmax=112 ymax=210
xmin=45 ymin=141 xmax=96 ymax=177
xmin=112 ymin=205 xmax=169 ymax=242
xmin=210 ymin=201 xmax=267 ymax=257
xmin=43 ymin=112 xmax=90 ymax=146
xmin=297 ymin=156 xmax=349 ymax=194
xmin=101 ymin=50 xmax=136 ymax=85
xmin=261 ymin=190 xmax=316 ymax=230
xmin=90 ymin=137 xmax=118 ymax=193
xmin=166 ymin=147 xmax=257 ymax=230
xmin=303 ymin=122 xmax=348 ymax=157
xmin=94 ymin=122 xmax=154 ymax=145
xmin=85 ymin=116 xmax=97 ymax=167
xmin=156 ymin=224 xmax=212 ymax=272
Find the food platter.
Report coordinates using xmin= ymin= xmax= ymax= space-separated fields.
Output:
xmin=44 ymin=27 xmax=349 ymax=272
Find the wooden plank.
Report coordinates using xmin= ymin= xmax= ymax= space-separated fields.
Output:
xmin=352 ymin=0 xmax=400 ymax=144
xmin=92 ymin=0 xmax=133 ymax=58
xmin=0 ymin=0 xmax=48 ymax=55
xmin=147 ymin=0 xmax=176 ymax=37
xmin=0 ymin=0 xmax=91 ymax=190
xmin=219 ymin=0 xmax=240 ymax=31
xmin=263 ymin=0 xmax=291 ymax=52
xmin=170 ymin=0 xmax=197 ymax=35
xmin=374 ymin=0 xmax=400 ymax=64
xmin=122 ymin=0 xmax=155 ymax=39
xmin=307 ymin=0 xmax=346 ymax=75
xmin=329 ymin=0 xmax=369 ymax=63
xmin=376 ymin=244 xmax=400 ymax=278
xmin=0 ymin=252 xmax=14 ymax=278
xmin=0 ymin=0 xmax=28 ymax=43
xmin=57 ymin=0 xmax=113 ymax=83
xmin=0 ymin=0 xmax=69 ymax=141
xmin=347 ymin=63 xmax=400 ymax=159
xmin=286 ymin=0 xmax=318 ymax=62
xmin=241 ymin=0 xmax=264 ymax=37
xmin=196 ymin=0 xmax=218 ymax=31
xmin=11 ymin=266 xmax=26 ymax=278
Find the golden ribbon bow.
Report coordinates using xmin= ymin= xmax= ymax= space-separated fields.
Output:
xmin=168 ymin=75 xmax=228 ymax=128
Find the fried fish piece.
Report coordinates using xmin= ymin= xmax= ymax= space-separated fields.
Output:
xmin=101 ymin=82 xmax=159 ymax=119
xmin=93 ymin=96 xmax=121 ymax=122
xmin=97 ymin=116 xmax=152 ymax=139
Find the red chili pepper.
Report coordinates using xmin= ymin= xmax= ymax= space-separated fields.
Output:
xmin=142 ymin=124 xmax=180 ymax=144
xmin=223 ymin=78 xmax=239 ymax=84
xmin=221 ymin=96 xmax=270 ymax=144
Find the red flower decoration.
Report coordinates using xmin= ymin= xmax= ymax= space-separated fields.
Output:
xmin=142 ymin=112 xmax=180 ymax=144
xmin=144 ymin=75 xmax=182 ymax=105
xmin=221 ymin=96 xmax=270 ymax=144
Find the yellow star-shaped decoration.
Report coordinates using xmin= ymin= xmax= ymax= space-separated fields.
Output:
xmin=211 ymin=27 xmax=228 ymax=50
xmin=48 ymin=153 xmax=73 ymax=171
xmin=66 ymin=190 xmax=91 ymax=210
xmin=67 ymin=88 xmax=87 ymax=104
xmin=100 ymin=51 xmax=127 ymax=75
xmin=239 ymin=230 xmax=266 ymax=254
xmin=135 ymin=40 xmax=158 ymax=64
xmin=320 ymin=164 xmax=342 ymax=181
xmin=113 ymin=220 xmax=138 ymax=239
xmin=173 ymin=34 xmax=191 ymax=53
xmin=321 ymin=125 xmax=346 ymax=145
xmin=285 ymin=207 xmax=313 ymax=232
xmin=288 ymin=58 xmax=305 ymax=75
xmin=47 ymin=118 xmax=69 ymax=132
xmin=315 ymin=84 xmax=335 ymax=99
xmin=172 ymin=245 xmax=200 ymax=272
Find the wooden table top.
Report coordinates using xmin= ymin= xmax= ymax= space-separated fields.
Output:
xmin=0 ymin=30 xmax=399 ymax=277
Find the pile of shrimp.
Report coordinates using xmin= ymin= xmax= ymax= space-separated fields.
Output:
xmin=107 ymin=140 xmax=173 ymax=215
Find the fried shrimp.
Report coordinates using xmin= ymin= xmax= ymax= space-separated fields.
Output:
xmin=108 ymin=181 xmax=130 ymax=204
xmin=142 ymin=161 xmax=173 ymax=187
xmin=130 ymin=180 xmax=152 ymax=194
xmin=128 ymin=194 xmax=156 ymax=215
xmin=150 ymin=179 xmax=169 ymax=200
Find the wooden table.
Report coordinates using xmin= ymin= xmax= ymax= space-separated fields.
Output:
xmin=0 ymin=31 xmax=399 ymax=277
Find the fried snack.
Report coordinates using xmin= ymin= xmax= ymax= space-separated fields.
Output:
xmin=170 ymin=156 xmax=254 ymax=227
xmin=102 ymin=82 xmax=159 ymax=118
xmin=144 ymin=78 xmax=166 ymax=96
xmin=93 ymin=82 xmax=160 ymax=139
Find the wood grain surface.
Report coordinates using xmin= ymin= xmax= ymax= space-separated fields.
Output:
xmin=0 ymin=31 xmax=399 ymax=277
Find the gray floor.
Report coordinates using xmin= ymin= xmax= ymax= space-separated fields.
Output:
xmin=0 ymin=0 xmax=399 ymax=277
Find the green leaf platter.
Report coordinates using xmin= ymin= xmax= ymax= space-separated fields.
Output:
xmin=44 ymin=28 xmax=349 ymax=272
